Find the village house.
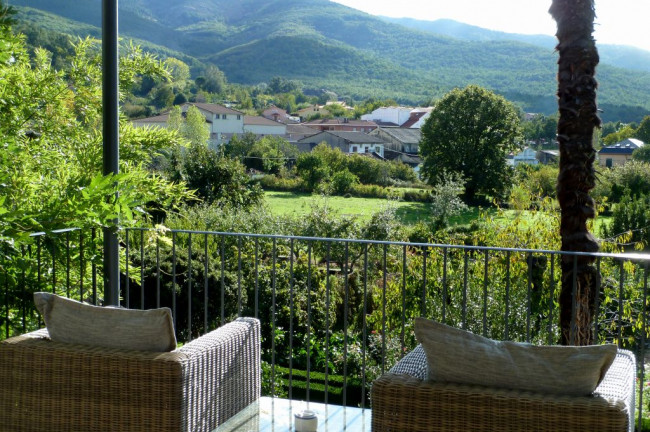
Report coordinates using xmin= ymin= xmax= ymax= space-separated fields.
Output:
xmin=243 ymin=116 xmax=286 ymax=136
xmin=361 ymin=106 xmax=413 ymax=126
xmin=261 ymin=105 xmax=300 ymax=124
xmin=370 ymin=127 xmax=421 ymax=153
xmin=296 ymin=104 xmax=330 ymax=120
xmin=283 ymin=124 xmax=320 ymax=144
xmin=303 ymin=118 xmax=378 ymax=133
xmin=369 ymin=127 xmax=422 ymax=172
xmin=132 ymin=102 xmax=285 ymax=146
xmin=508 ymin=147 xmax=539 ymax=166
xmin=537 ymin=149 xmax=559 ymax=165
xmin=598 ymin=138 xmax=645 ymax=167
xmin=297 ymin=130 xmax=385 ymax=157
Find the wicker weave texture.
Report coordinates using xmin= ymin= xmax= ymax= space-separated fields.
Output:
xmin=0 ymin=317 xmax=260 ymax=432
xmin=371 ymin=350 xmax=635 ymax=432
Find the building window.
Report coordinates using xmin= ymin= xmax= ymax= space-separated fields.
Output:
xmin=351 ymin=146 xmax=357 ymax=152
xmin=375 ymin=146 xmax=381 ymax=153
xmin=215 ymin=114 xmax=220 ymax=119
xmin=222 ymin=115 xmax=227 ymax=120
xmin=237 ymin=115 xmax=241 ymax=120
xmin=606 ymin=158 xmax=613 ymax=168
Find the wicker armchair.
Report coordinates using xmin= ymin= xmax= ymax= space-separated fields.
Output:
xmin=0 ymin=317 xmax=260 ymax=432
xmin=371 ymin=345 xmax=636 ymax=432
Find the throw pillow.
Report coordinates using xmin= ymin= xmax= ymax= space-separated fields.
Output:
xmin=34 ymin=292 xmax=177 ymax=352
xmin=414 ymin=317 xmax=617 ymax=396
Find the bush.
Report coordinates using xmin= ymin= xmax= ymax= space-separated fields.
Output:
xmin=593 ymin=161 xmax=650 ymax=206
xmin=166 ymin=146 xmax=263 ymax=209
xmin=402 ymin=189 xmax=432 ymax=203
xmin=330 ymin=169 xmax=359 ymax=195
xmin=349 ymin=183 xmax=389 ymax=199
xmin=600 ymin=193 xmax=650 ymax=250
xmin=259 ymin=175 xmax=304 ymax=192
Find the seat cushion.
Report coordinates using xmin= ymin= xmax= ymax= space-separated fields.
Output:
xmin=34 ymin=292 xmax=177 ymax=352
xmin=414 ymin=317 xmax=617 ymax=396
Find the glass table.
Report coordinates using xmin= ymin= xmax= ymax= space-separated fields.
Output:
xmin=213 ymin=397 xmax=371 ymax=432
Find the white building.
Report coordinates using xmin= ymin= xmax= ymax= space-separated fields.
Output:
xmin=243 ymin=116 xmax=287 ymax=136
xmin=134 ymin=103 xmax=282 ymax=146
xmin=509 ymin=147 xmax=539 ymax=166
xmin=361 ymin=107 xmax=413 ymax=126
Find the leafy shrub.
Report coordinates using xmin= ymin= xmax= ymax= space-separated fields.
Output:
xmin=166 ymin=146 xmax=263 ymax=209
xmin=600 ymin=193 xmax=650 ymax=250
xmin=593 ymin=161 xmax=650 ymax=206
xmin=330 ymin=169 xmax=359 ymax=195
xmin=402 ymin=189 xmax=432 ymax=203
xmin=349 ymin=183 xmax=389 ymax=199
xmin=259 ymin=175 xmax=303 ymax=192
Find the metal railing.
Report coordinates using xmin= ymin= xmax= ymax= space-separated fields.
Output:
xmin=2 ymin=227 xmax=649 ymax=426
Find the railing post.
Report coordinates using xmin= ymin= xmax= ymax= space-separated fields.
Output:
xmin=102 ymin=0 xmax=120 ymax=306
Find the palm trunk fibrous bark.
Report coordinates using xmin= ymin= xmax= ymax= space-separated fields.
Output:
xmin=549 ymin=0 xmax=601 ymax=346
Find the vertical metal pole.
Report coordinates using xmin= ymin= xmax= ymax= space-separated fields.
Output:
xmin=102 ymin=0 xmax=120 ymax=306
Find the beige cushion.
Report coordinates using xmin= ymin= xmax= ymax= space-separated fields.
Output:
xmin=414 ymin=317 xmax=617 ymax=396
xmin=34 ymin=292 xmax=177 ymax=352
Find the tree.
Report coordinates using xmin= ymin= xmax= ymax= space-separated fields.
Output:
xmin=167 ymin=105 xmax=183 ymax=132
xmin=632 ymin=146 xmax=650 ymax=163
xmin=602 ymin=123 xmax=635 ymax=145
xmin=419 ymin=85 xmax=522 ymax=201
xmin=164 ymin=57 xmax=190 ymax=91
xmin=296 ymin=152 xmax=329 ymax=192
xmin=183 ymin=105 xmax=210 ymax=147
xmin=635 ymin=115 xmax=650 ymax=144
xmin=429 ymin=171 xmax=468 ymax=230
xmin=550 ymin=0 xmax=600 ymax=345
xmin=195 ymin=65 xmax=227 ymax=94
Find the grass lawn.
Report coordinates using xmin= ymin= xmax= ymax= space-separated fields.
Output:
xmin=264 ymin=191 xmax=613 ymax=232
xmin=264 ymin=191 xmax=431 ymax=224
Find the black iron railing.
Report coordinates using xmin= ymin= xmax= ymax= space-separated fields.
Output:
xmin=1 ymin=228 xmax=649 ymax=424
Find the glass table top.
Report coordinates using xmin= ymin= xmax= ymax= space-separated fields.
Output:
xmin=213 ymin=396 xmax=371 ymax=432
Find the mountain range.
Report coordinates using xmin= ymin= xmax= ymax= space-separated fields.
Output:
xmin=12 ymin=0 xmax=650 ymax=122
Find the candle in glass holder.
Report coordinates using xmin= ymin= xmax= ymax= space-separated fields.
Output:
xmin=294 ymin=409 xmax=318 ymax=432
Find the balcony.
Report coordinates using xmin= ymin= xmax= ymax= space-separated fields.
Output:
xmin=1 ymin=228 xmax=649 ymax=429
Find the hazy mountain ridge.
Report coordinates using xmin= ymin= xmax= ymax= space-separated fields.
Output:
xmin=12 ymin=0 xmax=650 ymax=122
xmin=382 ymin=17 xmax=650 ymax=73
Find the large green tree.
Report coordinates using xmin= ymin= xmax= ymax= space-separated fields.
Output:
xmin=550 ymin=0 xmax=600 ymax=345
xmin=419 ymin=85 xmax=522 ymax=201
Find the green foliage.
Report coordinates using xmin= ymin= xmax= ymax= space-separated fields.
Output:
xmin=330 ymin=169 xmax=359 ymax=195
xmin=296 ymin=152 xmax=329 ymax=192
xmin=600 ymin=193 xmax=650 ymax=250
xmin=246 ymin=136 xmax=299 ymax=175
xmin=164 ymin=57 xmax=190 ymax=90
xmin=510 ymin=164 xmax=558 ymax=209
xmin=183 ymin=105 xmax=210 ymax=147
xmin=429 ymin=171 xmax=468 ymax=229
xmin=194 ymin=64 xmax=227 ymax=94
xmin=420 ymin=85 xmax=522 ymax=200
xmin=520 ymin=114 xmax=557 ymax=145
xmin=603 ymin=123 xmax=637 ymax=145
xmin=593 ymin=161 xmax=650 ymax=205
xmin=0 ymin=29 xmax=190 ymax=238
xmin=635 ymin=116 xmax=650 ymax=143
xmin=267 ymin=76 xmax=302 ymax=94
xmin=166 ymin=145 xmax=263 ymax=209
xmin=632 ymin=145 xmax=650 ymax=163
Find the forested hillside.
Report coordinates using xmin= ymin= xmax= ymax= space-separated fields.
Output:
xmin=13 ymin=0 xmax=650 ymax=122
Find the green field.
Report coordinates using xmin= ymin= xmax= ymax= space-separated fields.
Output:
xmin=264 ymin=191 xmax=431 ymax=224
xmin=264 ymin=191 xmax=612 ymax=232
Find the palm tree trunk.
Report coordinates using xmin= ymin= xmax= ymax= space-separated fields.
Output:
xmin=549 ymin=0 xmax=601 ymax=345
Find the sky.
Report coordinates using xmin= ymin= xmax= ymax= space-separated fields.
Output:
xmin=330 ymin=0 xmax=650 ymax=52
